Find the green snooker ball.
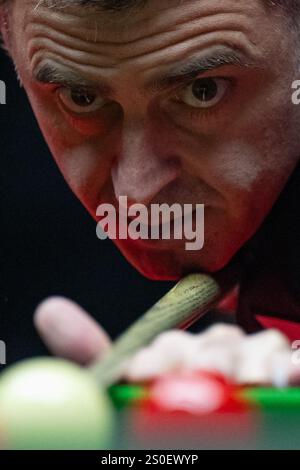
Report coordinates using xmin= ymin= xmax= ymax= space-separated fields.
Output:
xmin=0 ymin=358 xmax=115 ymax=450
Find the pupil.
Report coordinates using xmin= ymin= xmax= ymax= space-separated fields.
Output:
xmin=71 ymin=90 xmax=95 ymax=107
xmin=192 ymin=79 xmax=218 ymax=102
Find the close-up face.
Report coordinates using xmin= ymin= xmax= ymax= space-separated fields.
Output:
xmin=3 ymin=0 xmax=300 ymax=280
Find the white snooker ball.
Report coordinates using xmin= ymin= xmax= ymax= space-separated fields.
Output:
xmin=0 ymin=358 xmax=114 ymax=450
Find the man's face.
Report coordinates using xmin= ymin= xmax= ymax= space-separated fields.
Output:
xmin=5 ymin=0 xmax=300 ymax=280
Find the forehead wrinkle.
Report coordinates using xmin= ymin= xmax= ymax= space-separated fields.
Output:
xmin=22 ymin=1 xmax=269 ymax=86
xmin=28 ymin=36 xmax=118 ymax=70
xmin=33 ymin=0 xmax=264 ymax=41
xmin=124 ymin=30 xmax=264 ymax=74
xmin=26 ymin=20 xmax=261 ymax=73
xmin=28 ymin=31 xmax=259 ymax=90
xmin=26 ymin=23 xmax=116 ymax=56
xmin=25 ymin=1 xmax=178 ymax=45
xmin=28 ymin=27 xmax=263 ymax=93
xmin=24 ymin=0 xmax=263 ymax=49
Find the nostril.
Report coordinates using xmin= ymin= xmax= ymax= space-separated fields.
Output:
xmin=111 ymin=153 xmax=182 ymax=207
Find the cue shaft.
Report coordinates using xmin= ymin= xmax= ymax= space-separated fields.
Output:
xmin=89 ymin=273 xmax=222 ymax=387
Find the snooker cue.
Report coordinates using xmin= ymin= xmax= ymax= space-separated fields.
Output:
xmin=89 ymin=273 xmax=223 ymax=387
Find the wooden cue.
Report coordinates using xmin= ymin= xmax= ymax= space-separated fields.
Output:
xmin=89 ymin=273 xmax=222 ymax=387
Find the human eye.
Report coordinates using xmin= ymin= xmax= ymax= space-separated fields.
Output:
xmin=176 ymin=77 xmax=230 ymax=109
xmin=57 ymin=87 xmax=106 ymax=114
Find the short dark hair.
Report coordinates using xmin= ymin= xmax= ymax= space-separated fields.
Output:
xmin=66 ymin=0 xmax=146 ymax=10
xmin=0 ymin=0 xmax=299 ymax=28
xmin=0 ymin=0 xmax=147 ymax=11
xmin=0 ymin=0 xmax=299 ymax=13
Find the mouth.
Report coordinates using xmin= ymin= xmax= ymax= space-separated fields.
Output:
xmin=116 ymin=209 xmax=199 ymax=251
xmin=121 ymin=236 xmax=182 ymax=250
xmin=122 ymin=207 xmax=197 ymax=227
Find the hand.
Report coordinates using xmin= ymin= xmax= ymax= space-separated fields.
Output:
xmin=34 ymin=297 xmax=112 ymax=366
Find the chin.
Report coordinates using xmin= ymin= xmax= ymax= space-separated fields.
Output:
xmin=115 ymin=236 xmax=241 ymax=281
xmin=135 ymin=264 xmax=182 ymax=281
xmin=112 ymin=240 xmax=186 ymax=281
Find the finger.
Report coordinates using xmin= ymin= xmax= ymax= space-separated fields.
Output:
xmin=34 ymin=297 xmax=111 ymax=365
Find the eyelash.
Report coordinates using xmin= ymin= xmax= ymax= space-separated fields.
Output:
xmin=55 ymin=85 xmax=101 ymax=112
xmin=171 ymin=76 xmax=235 ymax=120
xmin=53 ymin=75 xmax=235 ymax=124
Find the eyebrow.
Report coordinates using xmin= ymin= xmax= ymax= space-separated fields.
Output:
xmin=148 ymin=48 xmax=254 ymax=92
xmin=33 ymin=47 xmax=254 ymax=94
xmin=34 ymin=63 xmax=110 ymax=93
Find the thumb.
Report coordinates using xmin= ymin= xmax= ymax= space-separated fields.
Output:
xmin=34 ymin=297 xmax=111 ymax=365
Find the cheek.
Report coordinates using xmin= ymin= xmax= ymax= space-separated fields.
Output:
xmin=207 ymin=134 xmax=298 ymax=210
xmin=210 ymin=142 xmax=264 ymax=193
xmin=53 ymin=143 xmax=116 ymax=215
xmin=198 ymin=138 xmax=299 ymax=254
xmin=25 ymin=88 xmax=116 ymax=207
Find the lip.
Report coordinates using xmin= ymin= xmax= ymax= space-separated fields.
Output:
xmin=120 ymin=207 xmax=197 ymax=228
xmin=117 ymin=209 xmax=199 ymax=250
xmin=120 ymin=235 xmax=186 ymax=250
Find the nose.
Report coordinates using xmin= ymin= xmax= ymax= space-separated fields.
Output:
xmin=112 ymin=120 xmax=181 ymax=206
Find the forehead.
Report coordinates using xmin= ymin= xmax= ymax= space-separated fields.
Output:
xmin=17 ymin=0 xmax=271 ymax=51
xmin=11 ymin=0 xmax=284 ymax=85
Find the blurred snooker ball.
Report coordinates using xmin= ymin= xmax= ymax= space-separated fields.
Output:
xmin=0 ymin=358 xmax=115 ymax=450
